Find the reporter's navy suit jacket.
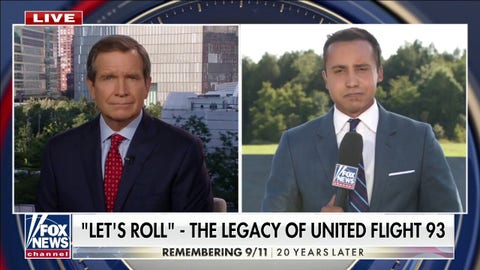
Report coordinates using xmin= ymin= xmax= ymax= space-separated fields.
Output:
xmin=262 ymin=104 xmax=462 ymax=212
xmin=36 ymin=112 xmax=213 ymax=212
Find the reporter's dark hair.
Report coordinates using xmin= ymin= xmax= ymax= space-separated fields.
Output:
xmin=323 ymin=27 xmax=382 ymax=70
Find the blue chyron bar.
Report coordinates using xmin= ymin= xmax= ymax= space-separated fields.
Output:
xmin=1 ymin=1 xmax=479 ymax=270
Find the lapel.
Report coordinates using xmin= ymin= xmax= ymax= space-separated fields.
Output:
xmin=78 ymin=116 xmax=106 ymax=211
xmin=369 ymin=104 xmax=397 ymax=211
xmin=314 ymin=108 xmax=339 ymax=183
xmin=114 ymin=112 xmax=158 ymax=211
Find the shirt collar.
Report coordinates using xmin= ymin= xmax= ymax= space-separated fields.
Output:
xmin=333 ymin=99 xmax=379 ymax=135
xmin=100 ymin=110 xmax=143 ymax=143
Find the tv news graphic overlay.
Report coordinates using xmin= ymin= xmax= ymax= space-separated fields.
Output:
xmin=24 ymin=11 xmax=83 ymax=25
xmin=24 ymin=214 xmax=71 ymax=259
xmin=72 ymin=213 xmax=454 ymax=259
xmin=333 ymin=132 xmax=363 ymax=208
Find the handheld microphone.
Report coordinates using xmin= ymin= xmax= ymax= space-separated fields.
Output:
xmin=332 ymin=132 xmax=363 ymax=210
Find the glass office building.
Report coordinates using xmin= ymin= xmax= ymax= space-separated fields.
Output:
xmin=72 ymin=25 xmax=238 ymax=105
xmin=13 ymin=26 xmax=59 ymax=99
xmin=13 ymin=25 xmax=238 ymax=105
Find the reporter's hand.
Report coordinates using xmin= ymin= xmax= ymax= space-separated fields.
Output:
xmin=321 ymin=195 xmax=344 ymax=212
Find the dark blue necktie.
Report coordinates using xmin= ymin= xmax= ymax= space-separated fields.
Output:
xmin=348 ymin=119 xmax=369 ymax=212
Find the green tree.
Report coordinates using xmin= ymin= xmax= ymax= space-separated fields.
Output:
xmin=385 ymin=76 xmax=420 ymax=119
xmin=72 ymin=113 xmax=90 ymax=127
xmin=242 ymin=51 xmax=327 ymax=144
xmin=145 ymin=103 xmax=162 ymax=119
xmin=311 ymin=91 xmax=330 ymax=116
xmin=419 ymin=66 xmax=464 ymax=139
xmin=242 ymin=44 xmax=465 ymax=145
xmin=173 ymin=115 xmax=211 ymax=151
xmin=379 ymin=43 xmax=465 ymax=141
xmin=250 ymin=82 xmax=326 ymax=143
xmin=276 ymin=83 xmax=316 ymax=127
xmin=382 ymin=40 xmax=435 ymax=92
xmin=15 ymin=121 xmax=33 ymax=169
xmin=450 ymin=50 xmax=466 ymax=91
xmin=256 ymin=53 xmax=281 ymax=87
xmin=242 ymin=57 xmax=259 ymax=144
xmin=277 ymin=51 xmax=301 ymax=86
xmin=454 ymin=114 xmax=466 ymax=142
xmin=250 ymin=82 xmax=286 ymax=143
xmin=208 ymin=131 xmax=238 ymax=210
xmin=15 ymin=173 xmax=40 ymax=205
xmin=14 ymin=98 xmax=98 ymax=204
xmin=290 ymin=50 xmax=324 ymax=96
xmin=375 ymin=85 xmax=388 ymax=104
xmin=173 ymin=115 xmax=238 ymax=211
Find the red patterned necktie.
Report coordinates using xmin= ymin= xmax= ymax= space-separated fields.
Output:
xmin=104 ymin=134 xmax=125 ymax=212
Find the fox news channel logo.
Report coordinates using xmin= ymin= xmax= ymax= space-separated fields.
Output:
xmin=25 ymin=214 xmax=71 ymax=259
xmin=331 ymin=164 xmax=358 ymax=190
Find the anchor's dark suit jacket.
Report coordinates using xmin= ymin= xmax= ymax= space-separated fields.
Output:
xmin=36 ymin=112 xmax=213 ymax=212
xmin=262 ymin=104 xmax=462 ymax=212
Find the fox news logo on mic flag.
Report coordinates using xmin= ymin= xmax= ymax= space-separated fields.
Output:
xmin=24 ymin=214 xmax=71 ymax=259
xmin=332 ymin=164 xmax=358 ymax=190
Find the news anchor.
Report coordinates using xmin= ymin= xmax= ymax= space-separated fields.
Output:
xmin=36 ymin=35 xmax=213 ymax=212
xmin=262 ymin=27 xmax=462 ymax=212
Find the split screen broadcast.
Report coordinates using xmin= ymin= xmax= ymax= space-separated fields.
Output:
xmin=13 ymin=15 xmax=467 ymax=260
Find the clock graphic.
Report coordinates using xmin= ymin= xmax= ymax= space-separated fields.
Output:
xmin=84 ymin=1 xmax=409 ymax=24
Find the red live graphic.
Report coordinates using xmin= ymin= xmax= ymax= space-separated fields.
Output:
xmin=25 ymin=11 xmax=83 ymax=25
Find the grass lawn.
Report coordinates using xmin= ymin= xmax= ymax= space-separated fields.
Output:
xmin=242 ymin=144 xmax=278 ymax=155
xmin=243 ymin=142 xmax=466 ymax=157
xmin=439 ymin=141 xmax=467 ymax=157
